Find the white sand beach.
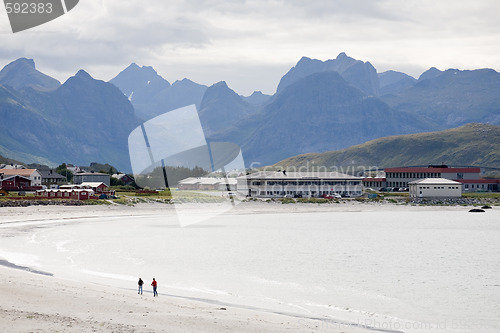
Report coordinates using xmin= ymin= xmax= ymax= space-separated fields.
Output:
xmin=1 ymin=202 xmax=498 ymax=333
xmin=0 ymin=203 xmax=391 ymax=333
xmin=0 ymin=265 xmax=377 ymax=333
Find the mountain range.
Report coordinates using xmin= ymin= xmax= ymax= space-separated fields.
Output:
xmin=1 ymin=52 xmax=499 ymax=172
xmin=0 ymin=59 xmax=138 ymax=170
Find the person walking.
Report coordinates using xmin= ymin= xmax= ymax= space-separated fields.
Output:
xmin=138 ymin=278 xmax=144 ymax=295
xmin=151 ymin=278 xmax=158 ymax=297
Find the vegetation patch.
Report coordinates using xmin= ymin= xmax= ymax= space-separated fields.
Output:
xmin=296 ymin=198 xmax=330 ymax=204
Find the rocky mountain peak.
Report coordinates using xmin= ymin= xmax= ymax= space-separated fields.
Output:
xmin=0 ymin=57 xmax=60 ymax=91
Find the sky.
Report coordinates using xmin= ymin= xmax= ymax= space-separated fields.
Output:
xmin=1 ymin=0 xmax=499 ymax=95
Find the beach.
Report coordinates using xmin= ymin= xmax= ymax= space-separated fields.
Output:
xmin=1 ymin=202 xmax=498 ymax=333
xmin=0 ymin=203 xmax=380 ymax=333
xmin=1 ymin=264 xmax=377 ymax=333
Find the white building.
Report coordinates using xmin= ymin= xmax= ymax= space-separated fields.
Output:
xmin=73 ymin=172 xmax=110 ymax=186
xmin=178 ymin=177 xmax=237 ymax=191
xmin=237 ymin=171 xmax=363 ymax=198
xmin=409 ymin=178 xmax=462 ymax=198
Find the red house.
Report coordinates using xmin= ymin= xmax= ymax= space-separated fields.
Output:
xmin=36 ymin=189 xmax=97 ymax=200
xmin=0 ymin=175 xmax=32 ymax=191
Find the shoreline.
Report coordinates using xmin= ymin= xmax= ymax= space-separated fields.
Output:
xmin=0 ymin=202 xmax=495 ymax=332
xmin=0 ymin=265 xmax=382 ymax=333
xmin=0 ymin=199 xmax=492 ymax=224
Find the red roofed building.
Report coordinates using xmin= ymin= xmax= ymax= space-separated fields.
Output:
xmin=0 ymin=175 xmax=32 ymax=191
xmin=384 ymin=165 xmax=480 ymax=188
xmin=458 ymin=179 xmax=500 ymax=192
xmin=0 ymin=168 xmax=42 ymax=186
xmin=382 ymin=165 xmax=499 ymax=192
xmin=362 ymin=177 xmax=386 ymax=189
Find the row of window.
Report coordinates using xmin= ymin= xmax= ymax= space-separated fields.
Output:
xmin=42 ymin=178 xmax=63 ymax=183
xmin=418 ymin=186 xmax=460 ymax=190
xmin=386 ymin=172 xmax=441 ymax=179
xmin=256 ymin=181 xmax=361 ymax=186
xmin=464 ymin=184 xmax=486 ymax=189
xmin=262 ymin=190 xmax=361 ymax=196
xmin=387 ymin=182 xmax=407 ymax=187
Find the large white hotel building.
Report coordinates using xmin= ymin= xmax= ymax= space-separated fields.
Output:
xmin=237 ymin=171 xmax=363 ymax=198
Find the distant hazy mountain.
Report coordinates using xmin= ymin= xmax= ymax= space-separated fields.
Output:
xmin=198 ymin=81 xmax=257 ymax=136
xmin=242 ymin=91 xmax=271 ymax=105
xmin=382 ymin=68 xmax=500 ymax=127
xmin=378 ymin=70 xmax=417 ymax=96
xmin=417 ymin=67 xmax=443 ymax=81
xmin=0 ymin=64 xmax=139 ymax=171
xmin=0 ymin=58 xmax=61 ymax=91
xmin=0 ymin=84 xmax=57 ymax=165
xmin=154 ymin=78 xmax=207 ymax=115
xmin=2 ymin=54 xmax=500 ymax=173
xmin=52 ymin=70 xmax=138 ymax=148
xmin=214 ymin=71 xmax=425 ymax=166
xmin=109 ymin=63 xmax=170 ymax=103
xmin=272 ymin=123 xmax=500 ymax=170
xmin=110 ymin=64 xmax=207 ymax=121
xmin=277 ymin=52 xmax=380 ymax=96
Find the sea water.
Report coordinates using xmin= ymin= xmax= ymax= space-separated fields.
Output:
xmin=0 ymin=208 xmax=499 ymax=333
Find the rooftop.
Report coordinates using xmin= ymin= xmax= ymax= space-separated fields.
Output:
xmin=242 ymin=171 xmax=362 ymax=180
xmin=385 ymin=167 xmax=480 ymax=173
xmin=179 ymin=177 xmax=237 ymax=185
xmin=408 ymin=178 xmax=462 ymax=185
xmin=0 ymin=169 xmax=38 ymax=177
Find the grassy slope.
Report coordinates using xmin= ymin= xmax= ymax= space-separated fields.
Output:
xmin=272 ymin=123 xmax=500 ymax=170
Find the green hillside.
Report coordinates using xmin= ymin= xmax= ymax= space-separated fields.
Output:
xmin=0 ymin=154 xmax=25 ymax=166
xmin=271 ymin=123 xmax=500 ymax=171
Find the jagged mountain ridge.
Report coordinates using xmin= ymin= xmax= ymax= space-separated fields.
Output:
xmin=0 ymin=62 xmax=139 ymax=170
xmin=0 ymin=58 xmax=61 ymax=91
xmin=378 ymin=70 xmax=417 ymax=96
xmin=277 ymin=52 xmax=380 ymax=96
xmin=109 ymin=64 xmax=207 ymax=121
xmin=211 ymin=71 xmax=428 ymax=166
xmin=381 ymin=68 xmax=500 ymax=128
xmin=1 ymin=52 xmax=500 ymax=172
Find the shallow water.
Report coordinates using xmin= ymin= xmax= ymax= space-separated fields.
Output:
xmin=1 ymin=209 xmax=499 ymax=332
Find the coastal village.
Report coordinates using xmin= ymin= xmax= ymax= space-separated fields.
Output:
xmin=1 ymin=162 xmax=499 ymax=202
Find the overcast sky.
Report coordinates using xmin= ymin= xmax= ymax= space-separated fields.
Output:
xmin=1 ymin=0 xmax=499 ymax=95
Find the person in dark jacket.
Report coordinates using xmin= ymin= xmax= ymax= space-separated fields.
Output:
xmin=138 ymin=278 xmax=144 ymax=294
xmin=151 ymin=278 xmax=158 ymax=297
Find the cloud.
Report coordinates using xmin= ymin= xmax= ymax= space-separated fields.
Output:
xmin=0 ymin=0 xmax=499 ymax=94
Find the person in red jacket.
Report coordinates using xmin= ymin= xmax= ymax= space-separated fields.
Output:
xmin=151 ymin=278 xmax=158 ymax=297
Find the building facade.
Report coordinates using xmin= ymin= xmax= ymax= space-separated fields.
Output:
xmin=459 ymin=179 xmax=500 ymax=192
xmin=0 ymin=168 xmax=42 ymax=186
xmin=362 ymin=177 xmax=387 ymax=189
xmin=0 ymin=175 xmax=32 ymax=191
xmin=73 ymin=172 xmax=111 ymax=186
xmin=36 ymin=189 xmax=97 ymax=200
xmin=409 ymin=178 xmax=462 ymax=198
xmin=237 ymin=171 xmax=363 ymax=198
xmin=39 ymin=169 xmax=67 ymax=188
xmin=385 ymin=166 xmax=480 ymax=189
